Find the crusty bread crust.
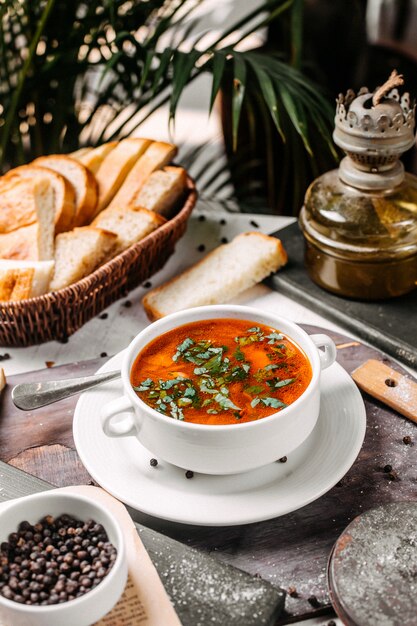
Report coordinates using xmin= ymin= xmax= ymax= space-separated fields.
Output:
xmin=77 ymin=142 xmax=117 ymax=174
xmin=92 ymin=205 xmax=166 ymax=254
xmin=0 ymin=267 xmax=35 ymax=301
xmin=0 ymin=178 xmax=50 ymax=234
xmin=94 ymin=138 xmax=152 ymax=214
xmin=5 ymin=165 xmax=76 ymax=233
xmin=33 ymin=155 xmax=98 ymax=227
xmin=108 ymin=141 xmax=177 ymax=209
xmin=70 ymin=148 xmax=92 ymax=160
xmin=0 ymin=224 xmax=42 ymax=261
xmin=131 ymin=166 xmax=187 ymax=216
xmin=142 ymin=232 xmax=288 ymax=321
xmin=0 ymin=259 xmax=54 ymax=300
xmin=50 ymin=226 xmax=118 ymax=291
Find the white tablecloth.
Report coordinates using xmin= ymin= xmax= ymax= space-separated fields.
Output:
xmin=4 ymin=208 xmax=347 ymax=377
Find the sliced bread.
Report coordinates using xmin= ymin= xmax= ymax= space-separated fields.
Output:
xmin=70 ymin=148 xmax=92 ymax=160
xmin=50 ymin=227 xmax=117 ymax=291
xmin=5 ymin=165 xmax=76 ymax=233
xmin=94 ymin=138 xmax=152 ymax=214
xmin=130 ymin=166 xmax=187 ymax=216
xmin=75 ymin=142 xmax=117 ymax=174
xmin=0 ymin=220 xmax=54 ymax=262
xmin=142 ymin=232 xmax=288 ymax=321
xmin=33 ymin=155 xmax=98 ymax=227
xmin=92 ymin=206 xmax=165 ymax=254
xmin=0 ymin=177 xmax=54 ymax=234
xmin=0 ymin=259 xmax=55 ymax=301
xmin=108 ymin=141 xmax=177 ymax=209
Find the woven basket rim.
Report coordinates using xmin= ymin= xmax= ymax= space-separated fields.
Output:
xmin=0 ymin=176 xmax=197 ymax=310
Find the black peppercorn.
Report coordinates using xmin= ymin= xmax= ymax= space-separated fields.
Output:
xmin=100 ymin=352 xmax=107 ymax=358
xmin=143 ymin=281 xmax=152 ymax=289
xmin=198 ymin=214 xmax=206 ymax=222
xmin=185 ymin=470 xmax=194 ymax=479
xmin=279 ymin=457 xmax=287 ymax=463
xmin=220 ymin=237 xmax=228 ymax=244
xmin=383 ymin=464 xmax=392 ymax=473
xmin=307 ymin=595 xmax=320 ymax=608
xmin=403 ymin=435 xmax=412 ymax=445
xmin=197 ymin=244 xmax=205 ymax=252
xmin=123 ymin=300 xmax=132 ymax=308
xmin=150 ymin=458 xmax=158 ymax=467
xmin=0 ymin=514 xmax=117 ymax=606
xmin=98 ymin=313 xmax=108 ymax=320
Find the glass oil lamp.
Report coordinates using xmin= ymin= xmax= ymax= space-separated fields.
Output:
xmin=299 ymin=71 xmax=417 ymax=300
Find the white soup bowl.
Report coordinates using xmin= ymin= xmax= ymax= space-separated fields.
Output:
xmin=101 ymin=304 xmax=337 ymax=475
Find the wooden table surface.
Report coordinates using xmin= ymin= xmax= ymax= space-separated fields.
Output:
xmin=1 ymin=323 xmax=416 ymax=623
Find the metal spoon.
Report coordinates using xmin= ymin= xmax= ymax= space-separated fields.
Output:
xmin=12 ymin=370 xmax=121 ymax=411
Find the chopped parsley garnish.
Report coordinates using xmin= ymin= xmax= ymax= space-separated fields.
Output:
xmin=266 ymin=332 xmax=284 ymax=344
xmin=132 ymin=378 xmax=154 ymax=392
xmin=234 ymin=346 xmax=245 ymax=361
xmin=214 ymin=393 xmax=241 ymax=411
xmin=261 ymin=397 xmax=287 ymax=409
xmin=134 ymin=324 xmax=297 ymax=422
xmin=172 ymin=337 xmax=195 ymax=361
xmin=267 ymin=377 xmax=296 ymax=389
xmin=245 ymin=385 xmax=264 ymax=395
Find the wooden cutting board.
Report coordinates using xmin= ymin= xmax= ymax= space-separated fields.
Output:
xmin=1 ymin=324 xmax=416 ymax=622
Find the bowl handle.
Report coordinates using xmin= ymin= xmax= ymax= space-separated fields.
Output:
xmin=101 ymin=395 xmax=138 ymax=438
xmin=310 ymin=334 xmax=337 ymax=370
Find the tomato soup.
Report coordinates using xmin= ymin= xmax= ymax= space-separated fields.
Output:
xmin=130 ymin=318 xmax=312 ymax=425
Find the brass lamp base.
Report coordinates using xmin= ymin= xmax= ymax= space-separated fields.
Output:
xmin=303 ymin=239 xmax=417 ymax=300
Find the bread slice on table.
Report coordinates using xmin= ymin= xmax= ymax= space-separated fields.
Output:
xmin=94 ymin=138 xmax=152 ymax=214
xmin=5 ymin=165 xmax=76 ymax=233
xmin=142 ymin=232 xmax=288 ymax=321
xmin=73 ymin=142 xmax=117 ymax=174
xmin=0 ymin=177 xmax=54 ymax=234
xmin=130 ymin=166 xmax=187 ymax=217
xmin=0 ymin=259 xmax=55 ymax=301
xmin=92 ymin=206 xmax=165 ymax=254
xmin=50 ymin=227 xmax=117 ymax=291
xmin=108 ymin=141 xmax=177 ymax=210
xmin=33 ymin=155 xmax=98 ymax=227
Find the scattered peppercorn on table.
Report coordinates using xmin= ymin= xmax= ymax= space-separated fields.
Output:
xmin=0 ymin=207 xmax=416 ymax=626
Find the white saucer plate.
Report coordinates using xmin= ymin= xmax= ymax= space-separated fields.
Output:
xmin=73 ymin=351 xmax=366 ymax=526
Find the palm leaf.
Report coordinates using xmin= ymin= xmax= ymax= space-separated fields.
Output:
xmin=276 ymin=81 xmax=312 ymax=155
xmin=247 ymin=61 xmax=284 ymax=141
xmin=169 ymin=49 xmax=201 ymax=124
xmin=209 ymin=51 xmax=226 ymax=114
xmin=232 ymin=54 xmax=247 ymax=151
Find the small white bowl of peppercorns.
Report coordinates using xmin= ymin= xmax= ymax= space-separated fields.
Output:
xmin=0 ymin=491 xmax=127 ymax=626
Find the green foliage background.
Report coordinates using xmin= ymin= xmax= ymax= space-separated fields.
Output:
xmin=0 ymin=0 xmax=337 ymax=214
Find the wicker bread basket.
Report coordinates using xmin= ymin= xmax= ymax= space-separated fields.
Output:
xmin=0 ymin=176 xmax=197 ymax=347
